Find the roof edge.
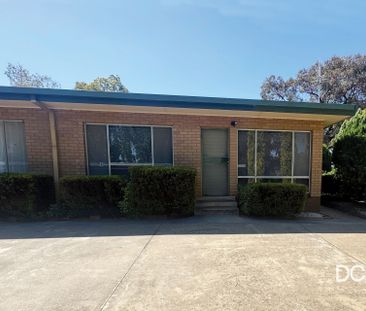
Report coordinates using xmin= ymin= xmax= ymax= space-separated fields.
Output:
xmin=0 ymin=85 xmax=357 ymax=117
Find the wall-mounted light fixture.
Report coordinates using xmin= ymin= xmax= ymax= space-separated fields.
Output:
xmin=231 ymin=120 xmax=238 ymax=127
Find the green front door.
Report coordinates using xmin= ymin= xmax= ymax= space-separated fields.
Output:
xmin=201 ymin=128 xmax=229 ymax=196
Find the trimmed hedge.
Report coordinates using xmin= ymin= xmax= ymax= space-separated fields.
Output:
xmin=57 ymin=175 xmax=127 ymax=218
xmin=0 ymin=173 xmax=55 ymax=218
xmin=120 ymin=166 xmax=196 ymax=217
xmin=238 ymin=183 xmax=307 ymax=217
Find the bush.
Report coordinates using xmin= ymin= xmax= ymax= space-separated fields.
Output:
xmin=332 ymin=135 xmax=366 ymax=200
xmin=335 ymin=108 xmax=366 ymax=139
xmin=321 ymin=169 xmax=339 ymax=196
xmin=238 ymin=183 xmax=307 ymax=217
xmin=58 ymin=175 xmax=126 ymax=218
xmin=322 ymin=144 xmax=332 ymax=173
xmin=0 ymin=173 xmax=55 ymax=218
xmin=120 ymin=166 xmax=196 ymax=217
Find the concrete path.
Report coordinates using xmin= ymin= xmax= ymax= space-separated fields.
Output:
xmin=0 ymin=210 xmax=366 ymax=311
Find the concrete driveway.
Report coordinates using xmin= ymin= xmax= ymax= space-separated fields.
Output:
xmin=1 ymin=209 xmax=366 ymax=311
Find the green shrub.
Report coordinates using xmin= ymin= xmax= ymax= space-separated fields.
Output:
xmin=120 ymin=166 xmax=196 ymax=217
xmin=321 ymin=169 xmax=339 ymax=196
xmin=322 ymin=144 xmax=332 ymax=173
xmin=329 ymin=108 xmax=366 ymax=200
xmin=0 ymin=173 xmax=55 ymax=218
xmin=58 ymin=175 xmax=126 ymax=218
xmin=335 ymin=108 xmax=366 ymax=139
xmin=238 ymin=183 xmax=307 ymax=217
xmin=332 ymin=135 xmax=366 ymax=200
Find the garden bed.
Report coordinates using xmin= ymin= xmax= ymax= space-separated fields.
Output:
xmin=322 ymin=197 xmax=366 ymax=219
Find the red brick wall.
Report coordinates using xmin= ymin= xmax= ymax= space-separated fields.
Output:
xmin=0 ymin=107 xmax=325 ymax=210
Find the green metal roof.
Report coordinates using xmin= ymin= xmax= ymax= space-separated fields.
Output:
xmin=0 ymin=86 xmax=357 ymax=116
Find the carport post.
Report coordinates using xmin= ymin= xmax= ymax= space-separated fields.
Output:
xmin=32 ymin=98 xmax=60 ymax=200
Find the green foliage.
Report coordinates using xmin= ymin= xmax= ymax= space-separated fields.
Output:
xmin=120 ymin=166 xmax=196 ymax=217
xmin=238 ymin=183 xmax=307 ymax=217
xmin=280 ymin=133 xmax=292 ymax=176
xmin=256 ymin=132 xmax=292 ymax=176
xmin=0 ymin=173 xmax=55 ymax=218
xmin=58 ymin=176 xmax=126 ymax=218
xmin=74 ymin=75 xmax=128 ymax=93
xmin=321 ymin=169 xmax=339 ymax=195
xmin=247 ymin=131 xmax=255 ymax=175
xmin=322 ymin=144 xmax=332 ymax=172
xmin=256 ymin=132 xmax=265 ymax=176
xmin=335 ymin=109 xmax=366 ymax=140
xmin=330 ymin=109 xmax=366 ymax=200
xmin=332 ymin=135 xmax=366 ymax=200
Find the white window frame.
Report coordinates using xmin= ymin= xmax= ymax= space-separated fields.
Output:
xmin=84 ymin=123 xmax=174 ymax=175
xmin=237 ymin=128 xmax=312 ymax=187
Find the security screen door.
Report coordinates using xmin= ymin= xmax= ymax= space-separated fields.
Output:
xmin=201 ymin=128 xmax=229 ymax=196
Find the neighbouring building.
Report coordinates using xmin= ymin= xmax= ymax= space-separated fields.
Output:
xmin=0 ymin=86 xmax=356 ymax=211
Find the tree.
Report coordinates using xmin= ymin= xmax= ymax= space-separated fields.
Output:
xmin=261 ymin=55 xmax=366 ymax=141
xmin=4 ymin=63 xmax=60 ymax=88
xmin=332 ymin=109 xmax=366 ymax=200
xmin=74 ymin=75 xmax=128 ymax=92
xmin=334 ymin=108 xmax=366 ymax=140
xmin=260 ymin=75 xmax=300 ymax=102
xmin=261 ymin=55 xmax=366 ymax=105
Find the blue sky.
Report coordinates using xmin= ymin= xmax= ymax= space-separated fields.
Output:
xmin=0 ymin=0 xmax=365 ymax=98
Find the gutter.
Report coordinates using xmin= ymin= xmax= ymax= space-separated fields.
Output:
xmin=0 ymin=86 xmax=356 ymax=117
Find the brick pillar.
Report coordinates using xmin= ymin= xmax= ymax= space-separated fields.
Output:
xmin=173 ymin=124 xmax=202 ymax=196
xmin=308 ymin=127 xmax=323 ymax=211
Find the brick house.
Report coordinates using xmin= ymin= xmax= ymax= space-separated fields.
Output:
xmin=0 ymin=86 xmax=355 ymax=211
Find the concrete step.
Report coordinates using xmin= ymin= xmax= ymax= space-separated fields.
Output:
xmin=196 ymin=201 xmax=238 ymax=208
xmin=196 ymin=196 xmax=236 ymax=202
xmin=195 ymin=206 xmax=239 ymax=216
xmin=196 ymin=206 xmax=238 ymax=212
xmin=195 ymin=196 xmax=238 ymax=215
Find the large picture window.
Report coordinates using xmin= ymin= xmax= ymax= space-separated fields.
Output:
xmin=238 ymin=130 xmax=311 ymax=188
xmin=86 ymin=124 xmax=173 ymax=176
xmin=0 ymin=121 xmax=27 ymax=173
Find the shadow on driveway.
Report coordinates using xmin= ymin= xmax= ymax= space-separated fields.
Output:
xmin=1 ymin=212 xmax=366 ymax=240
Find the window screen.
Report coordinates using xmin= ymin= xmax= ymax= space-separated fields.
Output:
xmin=110 ymin=165 xmax=129 ymax=176
xmin=238 ymin=130 xmax=311 ymax=189
xmin=5 ymin=122 xmax=27 ymax=173
xmin=238 ymin=130 xmax=255 ymax=176
xmin=109 ymin=126 xmax=152 ymax=164
xmin=153 ymin=127 xmax=173 ymax=165
xmin=85 ymin=124 xmax=173 ymax=175
xmin=86 ymin=124 xmax=109 ymax=175
xmin=0 ymin=121 xmax=27 ymax=173
xmin=0 ymin=121 xmax=7 ymax=173
xmin=256 ymin=131 xmax=292 ymax=177
xmin=294 ymin=178 xmax=310 ymax=189
xmin=294 ymin=132 xmax=310 ymax=176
